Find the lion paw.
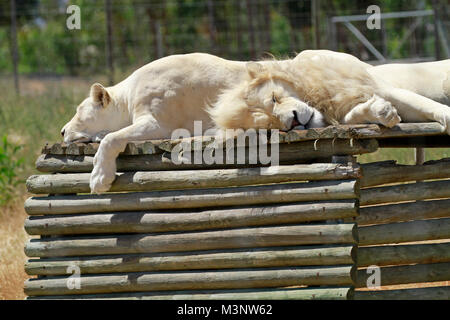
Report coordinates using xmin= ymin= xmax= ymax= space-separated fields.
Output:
xmin=436 ymin=112 xmax=450 ymax=135
xmin=89 ymin=153 xmax=116 ymax=194
xmin=371 ymin=98 xmax=402 ymax=128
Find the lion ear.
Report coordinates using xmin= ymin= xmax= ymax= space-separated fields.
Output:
xmin=246 ymin=62 xmax=267 ymax=78
xmin=90 ymin=83 xmax=111 ymax=107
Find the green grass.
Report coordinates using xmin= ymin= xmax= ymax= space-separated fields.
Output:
xmin=0 ymin=77 xmax=91 ymax=184
xmin=0 ymin=135 xmax=24 ymax=205
xmin=358 ymin=148 xmax=450 ymax=165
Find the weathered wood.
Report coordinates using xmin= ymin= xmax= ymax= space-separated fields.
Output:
xmin=41 ymin=123 xmax=444 ymax=156
xmin=360 ymin=179 xmax=450 ymax=206
xmin=158 ymin=125 xmax=381 ymax=151
xmin=356 ymin=262 xmax=450 ymax=288
xmin=42 ymin=141 xmax=163 ymax=156
xmin=24 ymin=180 xmax=359 ymax=215
xmin=27 ymin=163 xmax=361 ymax=195
xmin=24 ymin=200 xmax=358 ymax=235
xmin=354 ymin=199 xmax=450 ymax=226
xmin=25 ymin=223 xmax=358 ymax=257
xmin=35 ymin=139 xmax=378 ymax=173
xmin=358 ymin=218 xmax=450 ymax=246
xmin=25 ymin=245 xmax=356 ymax=276
xmin=371 ymin=122 xmax=445 ymax=138
xmin=24 ymin=265 xmax=356 ymax=296
xmin=357 ymin=243 xmax=450 ymax=267
xmin=354 ymin=286 xmax=450 ymax=300
xmin=360 ymin=158 xmax=450 ymax=188
xmin=27 ymin=287 xmax=354 ymax=300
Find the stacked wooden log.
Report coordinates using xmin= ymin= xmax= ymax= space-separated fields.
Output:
xmin=23 ymin=124 xmax=450 ymax=300
xmin=353 ymin=158 xmax=450 ymax=300
xmin=24 ymin=130 xmax=366 ymax=300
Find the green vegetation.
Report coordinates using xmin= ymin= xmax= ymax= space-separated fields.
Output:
xmin=0 ymin=0 xmax=443 ymax=77
xmin=0 ymin=135 xmax=23 ymax=205
xmin=0 ymin=77 xmax=90 ymax=186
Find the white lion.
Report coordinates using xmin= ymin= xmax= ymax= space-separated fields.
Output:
xmin=61 ymin=51 xmax=450 ymax=194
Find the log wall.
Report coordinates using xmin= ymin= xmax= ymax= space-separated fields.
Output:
xmin=353 ymin=157 xmax=450 ymax=300
xmin=23 ymin=124 xmax=450 ymax=300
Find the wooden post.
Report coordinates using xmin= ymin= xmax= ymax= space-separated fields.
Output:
xmin=207 ymin=0 xmax=217 ymax=54
xmin=105 ymin=0 xmax=114 ymax=86
xmin=246 ymin=0 xmax=257 ymax=59
xmin=25 ymin=245 xmax=356 ymax=275
xmin=432 ymin=0 xmax=441 ymax=60
xmin=234 ymin=0 xmax=243 ymax=59
xmin=262 ymin=0 xmax=271 ymax=51
xmin=27 ymin=287 xmax=355 ymax=300
xmin=415 ymin=147 xmax=425 ymax=185
xmin=415 ymin=148 xmax=425 ymax=165
xmin=25 ymin=265 xmax=356 ymax=296
xmin=312 ymin=0 xmax=321 ymax=49
xmin=10 ymin=0 xmax=20 ymax=95
xmin=25 ymin=223 xmax=358 ymax=257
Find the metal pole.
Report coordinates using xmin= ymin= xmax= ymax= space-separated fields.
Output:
xmin=312 ymin=0 xmax=321 ymax=49
xmin=105 ymin=0 xmax=114 ymax=86
xmin=10 ymin=0 xmax=20 ymax=95
xmin=246 ymin=0 xmax=257 ymax=60
xmin=432 ymin=0 xmax=441 ymax=60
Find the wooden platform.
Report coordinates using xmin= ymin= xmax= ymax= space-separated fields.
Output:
xmin=41 ymin=123 xmax=448 ymax=156
xmin=23 ymin=122 xmax=450 ymax=300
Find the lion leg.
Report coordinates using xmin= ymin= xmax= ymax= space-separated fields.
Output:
xmin=379 ymin=87 xmax=450 ymax=134
xmin=343 ymin=94 xmax=401 ymax=127
xmin=90 ymin=115 xmax=166 ymax=194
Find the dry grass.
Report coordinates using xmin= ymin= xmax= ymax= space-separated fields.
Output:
xmin=0 ymin=196 xmax=33 ymax=300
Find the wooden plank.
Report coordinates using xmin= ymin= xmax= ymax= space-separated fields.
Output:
xmin=42 ymin=141 xmax=163 ymax=156
xmin=360 ymin=158 xmax=450 ymax=188
xmin=35 ymin=139 xmax=378 ymax=173
xmin=24 ymin=179 xmax=359 ymax=215
xmin=357 ymin=242 xmax=450 ymax=267
xmin=25 ymin=245 xmax=356 ymax=276
xmin=356 ymin=262 xmax=450 ymax=288
xmin=26 ymin=163 xmax=361 ymax=195
xmin=354 ymin=286 xmax=450 ymax=300
xmin=370 ymin=122 xmax=445 ymax=138
xmin=25 ymin=223 xmax=358 ymax=257
xmin=358 ymin=218 xmax=450 ymax=246
xmin=66 ymin=143 xmax=84 ymax=156
xmin=24 ymin=265 xmax=356 ymax=296
xmin=40 ymin=123 xmax=445 ymax=156
xmin=355 ymin=199 xmax=450 ymax=226
xmin=360 ymin=179 xmax=450 ymax=206
xmin=27 ymin=287 xmax=354 ymax=300
xmin=24 ymin=200 xmax=358 ymax=235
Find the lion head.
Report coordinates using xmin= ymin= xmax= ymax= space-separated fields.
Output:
xmin=208 ymin=62 xmax=325 ymax=132
xmin=61 ymin=83 xmax=128 ymax=143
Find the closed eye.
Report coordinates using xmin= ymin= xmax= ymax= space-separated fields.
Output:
xmin=272 ymin=92 xmax=279 ymax=104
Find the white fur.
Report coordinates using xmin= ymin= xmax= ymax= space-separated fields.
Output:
xmin=61 ymin=51 xmax=450 ymax=193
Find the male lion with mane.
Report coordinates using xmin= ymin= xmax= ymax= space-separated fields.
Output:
xmin=61 ymin=51 xmax=450 ymax=194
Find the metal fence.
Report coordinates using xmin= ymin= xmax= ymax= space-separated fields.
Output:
xmin=1 ymin=0 xmax=449 ymax=87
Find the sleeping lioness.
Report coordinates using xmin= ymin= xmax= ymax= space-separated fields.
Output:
xmin=61 ymin=51 xmax=450 ymax=193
